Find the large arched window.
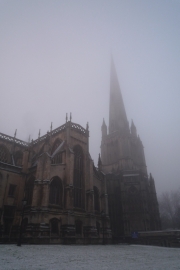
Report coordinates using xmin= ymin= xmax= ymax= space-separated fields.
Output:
xmin=51 ymin=139 xmax=62 ymax=165
xmin=51 ymin=153 xmax=62 ymax=165
xmin=94 ymin=186 xmax=100 ymax=212
xmin=73 ymin=145 xmax=83 ymax=208
xmin=49 ymin=176 xmax=63 ymax=206
xmin=14 ymin=151 xmax=23 ymax=166
xmin=0 ymin=145 xmax=10 ymax=163
xmin=25 ymin=176 xmax=35 ymax=206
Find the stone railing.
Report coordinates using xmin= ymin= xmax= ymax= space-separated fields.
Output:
xmin=0 ymin=132 xmax=29 ymax=147
xmin=51 ymin=123 xmax=66 ymax=135
xmin=70 ymin=122 xmax=87 ymax=135
xmin=33 ymin=133 xmax=48 ymax=145
xmin=0 ymin=121 xmax=88 ymax=147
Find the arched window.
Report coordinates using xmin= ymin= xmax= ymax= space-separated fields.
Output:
xmin=50 ymin=218 xmax=59 ymax=236
xmin=94 ymin=186 xmax=100 ymax=212
xmin=25 ymin=176 xmax=35 ymax=206
xmin=49 ymin=176 xmax=63 ymax=206
xmin=51 ymin=153 xmax=62 ymax=164
xmin=14 ymin=151 xmax=23 ymax=166
xmin=51 ymin=139 xmax=62 ymax=165
xmin=73 ymin=145 xmax=83 ymax=208
xmin=0 ymin=145 xmax=10 ymax=163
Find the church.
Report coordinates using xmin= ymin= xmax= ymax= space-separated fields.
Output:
xmin=0 ymin=59 xmax=161 ymax=244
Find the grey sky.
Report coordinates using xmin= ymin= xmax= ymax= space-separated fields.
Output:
xmin=0 ymin=0 xmax=180 ymax=194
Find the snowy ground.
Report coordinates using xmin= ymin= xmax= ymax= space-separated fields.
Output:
xmin=0 ymin=244 xmax=180 ymax=270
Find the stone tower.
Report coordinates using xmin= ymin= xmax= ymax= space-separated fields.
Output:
xmin=101 ymin=58 xmax=161 ymax=237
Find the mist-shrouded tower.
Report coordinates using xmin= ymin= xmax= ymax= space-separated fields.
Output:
xmin=101 ymin=58 xmax=161 ymax=237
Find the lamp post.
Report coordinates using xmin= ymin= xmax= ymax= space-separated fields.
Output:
xmin=101 ymin=210 xmax=105 ymax=245
xmin=17 ymin=198 xmax=27 ymax=247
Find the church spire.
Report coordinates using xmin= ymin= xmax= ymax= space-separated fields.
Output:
xmin=109 ymin=57 xmax=129 ymax=135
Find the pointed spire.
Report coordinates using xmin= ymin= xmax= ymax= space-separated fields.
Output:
xmin=101 ymin=118 xmax=107 ymax=137
xmin=70 ymin=112 xmax=72 ymax=122
xmin=98 ymin=153 xmax=102 ymax=170
xmin=50 ymin=122 xmax=53 ymax=132
xmin=66 ymin=113 xmax=68 ymax=123
xmin=109 ymin=57 xmax=129 ymax=134
xmin=86 ymin=122 xmax=89 ymax=131
xmin=38 ymin=129 xmax=41 ymax=139
xmin=102 ymin=118 xmax=106 ymax=126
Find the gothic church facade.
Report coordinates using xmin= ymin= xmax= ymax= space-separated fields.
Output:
xmin=0 ymin=60 xmax=160 ymax=243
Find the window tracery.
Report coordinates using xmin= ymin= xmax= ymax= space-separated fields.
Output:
xmin=51 ymin=153 xmax=62 ymax=165
xmin=51 ymin=139 xmax=62 ymax=165
xmin=73 ymin=145 xmax=83 ymax=208
xmin=49 ymin=176 xmax=63 ymax=206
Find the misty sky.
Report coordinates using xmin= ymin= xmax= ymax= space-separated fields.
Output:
xmin=0 ymin=0 xmax=180 ymax=195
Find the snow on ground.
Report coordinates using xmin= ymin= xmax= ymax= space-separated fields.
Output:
xmin=0 ymin=244 xmax=180 ymax=270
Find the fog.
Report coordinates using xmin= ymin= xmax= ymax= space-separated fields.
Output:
xmin=0 ymin=0 xmax=180 ymax=195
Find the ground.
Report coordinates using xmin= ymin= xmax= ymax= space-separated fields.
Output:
xmin=0 ymin=244 xmax=179 ymax=270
